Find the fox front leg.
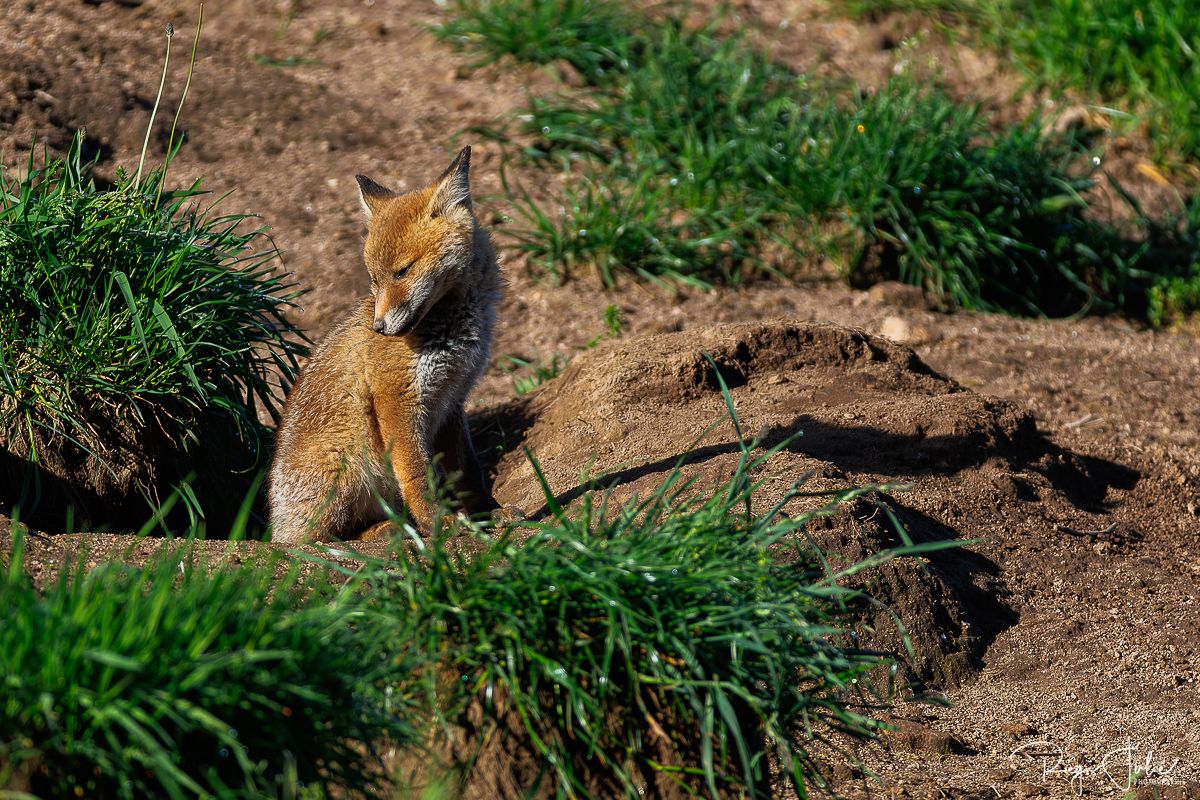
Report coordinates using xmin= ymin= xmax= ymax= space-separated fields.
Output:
xmin=392 ymin=443 xmax=439 ymax=533
xmin=373 ymin=395 xmax=437 ymax=532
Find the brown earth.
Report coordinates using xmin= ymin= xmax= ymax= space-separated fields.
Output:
xmin=2 ymin=1 xmax=1200 ymax=798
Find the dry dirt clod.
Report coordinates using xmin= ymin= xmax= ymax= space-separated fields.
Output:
xmin=999 ymin=721 xmax=1036 ymax=739
xmin=883 ymin=719 xmax=969 ymax=755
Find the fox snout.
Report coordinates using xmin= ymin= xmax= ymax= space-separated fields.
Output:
xmin=371 ymin=315 xmax=414 ymax=336
xmin=372 ymin=301 xmax=419 ymax=337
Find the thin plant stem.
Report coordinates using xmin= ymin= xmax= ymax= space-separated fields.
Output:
xmin=159 ymin=4 xmax=205 ymax=202
xmin=134 ymin=21 xmax=174 ymax=190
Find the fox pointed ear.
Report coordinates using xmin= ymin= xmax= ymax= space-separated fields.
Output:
xmin=356 ymin=175 xmax=394 ymax=220
xmin=429 ymin=146 xmax=472 ymax=217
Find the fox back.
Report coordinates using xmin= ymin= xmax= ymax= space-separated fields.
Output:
xmin=269 ymin=147 xmax=501 ymax=544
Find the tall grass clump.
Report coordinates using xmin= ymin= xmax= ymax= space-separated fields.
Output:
xmin=442 ymin=0 xmax=1200 ymax=325
xmin=793 ymin=83 xmax=1100 ymax=315
xmin=504 ymin=20 xmax=801 ymax=287
xmin=1 ymin=9 xmax=304 ymax=531
xmin=366 ymin=422 xmax=947 ymax=798
xmin=0 ymin=532 xmax=411 ymax=799
xmin=505 ymin=16 xmax=1111 ymax=312
xmin=0 ymin=134 xmax=305 ymax=531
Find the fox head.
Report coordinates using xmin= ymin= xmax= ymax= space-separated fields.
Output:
xmin=355 ymin=146 xmax=477 ymax=337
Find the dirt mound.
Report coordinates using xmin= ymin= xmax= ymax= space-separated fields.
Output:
xmin=590 ymin=322 xmax=948 ymax=402
xmin=494 ymin=321 xmax=1070 ymax=511
xmin=0 ymin=404 xmax=268 ymax=534
xmin=489 ymin=320 xmax=1118 ymax=689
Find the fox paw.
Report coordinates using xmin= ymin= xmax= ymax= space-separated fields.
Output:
xmin=490 ymin=504 xmax=527 ymax=525
xmin=359 ymin=520 xmax=398 ymax=542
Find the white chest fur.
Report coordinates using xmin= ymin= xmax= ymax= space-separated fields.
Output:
xmin=411 ymin=287 xmax=495 ymax=451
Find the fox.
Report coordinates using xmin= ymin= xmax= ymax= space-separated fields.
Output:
xmin=269 ymin=146 xmax=501 ymax=545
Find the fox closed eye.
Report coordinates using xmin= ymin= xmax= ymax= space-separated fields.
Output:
xmin=393 ymin=260 xmax=416 ymax=281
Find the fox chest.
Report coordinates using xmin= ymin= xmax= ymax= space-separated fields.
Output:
xmin=412 ymin=337 xmax=487 ymax=431
xmin=410 ymin=290 xmax=494 ymax=430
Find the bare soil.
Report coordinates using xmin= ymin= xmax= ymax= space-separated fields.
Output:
xmin=2 ymin=2 xmax=1199 ymax=797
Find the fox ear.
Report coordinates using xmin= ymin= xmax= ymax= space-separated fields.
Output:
xmin=356 ymin=175 xmax=393 ymax=220
xmin=429 ymin=146 xmax=472 ymax=217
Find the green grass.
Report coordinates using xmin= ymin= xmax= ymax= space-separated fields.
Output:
xmin=497 ymin=15 xmax=1118 ymax=308
xmin=775 ymin=83 xmax=1103 ymax=315
xmin=0 ymin=533 xmax=410 ymax=799
xmin=2 ymin=384 xmax=958 ymax=798
xmin=501 ymin=352 xmax=569 ymax=395
xmin=440 ymin=0 xmax=1200 ymax=325
xmin=1148 ymin=269 xmax=1200 ymax=328
xmin=1144 ymin=196 xmax=1200 ymax=327
xmin=360 ymin=388 xmax=955 ymax=798
xmin=497 ymin=18 xmax=803 ymax=287
xmin=0 ymin=135 xmax=305 ymax=531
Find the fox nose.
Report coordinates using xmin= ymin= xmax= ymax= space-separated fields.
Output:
xmin=372 ymin=319 xmax=386 ymax=333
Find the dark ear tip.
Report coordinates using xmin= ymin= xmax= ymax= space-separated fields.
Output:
xmin=455 ymin=145 xmax=471 ymax=169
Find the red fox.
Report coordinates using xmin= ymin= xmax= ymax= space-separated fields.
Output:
xmin=269 ymin=147 xmax=500 ymax=544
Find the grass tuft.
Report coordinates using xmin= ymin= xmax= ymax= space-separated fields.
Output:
xmin=0 ymin=532 xmax=410 ymax=799
xmin=0 ymin=135 xmax=306 ymax=530
xmin=432 ymin=0 xmax=635 ymax=81
xmin=1143 ymin=196 xmax=1200 ymax=327
xmin=839 ymin=0 xmax=1200 ymax=162
xmin=501 ymin=352 xmax=569 ymax=395
xmin=997 ymin=0 xmax=1200 ymax=162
